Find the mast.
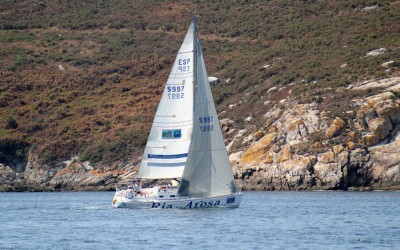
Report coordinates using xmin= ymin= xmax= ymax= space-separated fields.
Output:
xmin=193 ymin=16 xmax=197 ymax=114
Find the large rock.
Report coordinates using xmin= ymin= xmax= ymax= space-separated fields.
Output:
xmin=355 ymin=91 xmax=400 ymax=145
xmin=375 ymin=102 xmax=400 ymax=124
xmin=352 ymin=77 xmax=400 ymax=91
xmin=325 ymin=117 xmax=345 ymax=138
xmin=270 ymin=103 xmax=328 ymax=145
xmin=365 ymin=48 xmax=387 ymax=57
xmin=0 ymin=164 xmax=16 ymax=191
xmin=277 ymin=145 xmax=292 ymax=162
xmin=313 ymin=162 xmax=342 ymax=189
xmin=369 ymin=130 xmax=400 ymax=189
xmin=365 ymin=92 xmax=395 ymax=106
xmin=368 ymin=117 xmax=392 ymax=140
xmin=364 ymin=134 xmax=380 ymax=146
xmin=219 ymin=118 xmax=235 ymax=132
xmin=318 ymin=151 xmax=335 ymax=163
xmin=239 ymin=132 xmax=277 ymax=165
xmin=356 ymin=106 xmax=378 ymax=128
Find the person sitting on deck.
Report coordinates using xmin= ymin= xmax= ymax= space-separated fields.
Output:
xmin=171 ymin=179 xmax=179 ymax=187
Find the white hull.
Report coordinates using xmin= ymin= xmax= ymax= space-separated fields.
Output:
xmin=112 ymin=192 xmax=242 ymax=209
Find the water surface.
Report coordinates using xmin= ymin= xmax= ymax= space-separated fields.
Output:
xmin=1 ymin=191 xmax=399 ymax=249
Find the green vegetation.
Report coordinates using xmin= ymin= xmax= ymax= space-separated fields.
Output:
xmin=0 ymin=0 xmax=399 ymax=165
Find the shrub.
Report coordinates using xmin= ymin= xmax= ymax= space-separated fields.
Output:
xmin=6 ymin=117 xmax=18 ymax=129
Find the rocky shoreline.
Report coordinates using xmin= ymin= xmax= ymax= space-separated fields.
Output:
xmin=1 ymin=77 xmax=400 ymax=192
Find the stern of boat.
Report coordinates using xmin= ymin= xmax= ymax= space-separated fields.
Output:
xmin=225 ymin=192 xmax=242 ymax=208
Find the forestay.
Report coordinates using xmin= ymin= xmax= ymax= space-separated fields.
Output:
xmin=137 ymin=23 xmax=195 ymax=179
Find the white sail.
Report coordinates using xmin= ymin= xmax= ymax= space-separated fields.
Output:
xmin=136 ymin=23 xmax=195 ymax=179
xmin=178 ymin=39 xmax=237 ymax=198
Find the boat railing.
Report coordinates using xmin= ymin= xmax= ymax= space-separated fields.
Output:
xmin=115 ymin=180 xmax=140 ymax=191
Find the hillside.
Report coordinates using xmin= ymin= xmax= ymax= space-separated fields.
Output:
xmin=0 ymin=0 xmax=399 ymax=191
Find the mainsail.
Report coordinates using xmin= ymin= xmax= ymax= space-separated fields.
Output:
xmin=178 ymin=36 xmax=237 ymax=198
xmin=136 ymin=23 xmax=195 ymax=179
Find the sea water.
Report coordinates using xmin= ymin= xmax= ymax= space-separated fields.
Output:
xmin=0 ymin=191 xmax=399 ymax=249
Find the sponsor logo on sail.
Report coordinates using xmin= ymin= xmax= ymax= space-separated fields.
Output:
xmin=162 ymin=129 xmax=182 ymax=139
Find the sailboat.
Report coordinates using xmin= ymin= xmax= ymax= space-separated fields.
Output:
xmin=112 ymin=17 xmax=242 ymax=209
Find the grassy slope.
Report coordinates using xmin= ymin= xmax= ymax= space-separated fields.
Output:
xmin=0 ymin=0 xmax=399 ymax=166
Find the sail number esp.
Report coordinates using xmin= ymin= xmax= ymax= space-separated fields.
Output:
xmin=167 ymin=85 xmax=184 ymax=99
xmin=178 ymin=58 xmax=190 ymax=73
xmin=199 ymin=116 xmax=213 ymax=132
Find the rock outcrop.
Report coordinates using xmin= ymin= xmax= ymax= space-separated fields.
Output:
xmin=0 ymin=154 xmax=140 ymax=192
xmin=232 ymin=77 xmax=400 ymax=191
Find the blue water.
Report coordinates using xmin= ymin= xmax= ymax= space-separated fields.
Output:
xmin=0 ymin=191 xmax=399 ymax=249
